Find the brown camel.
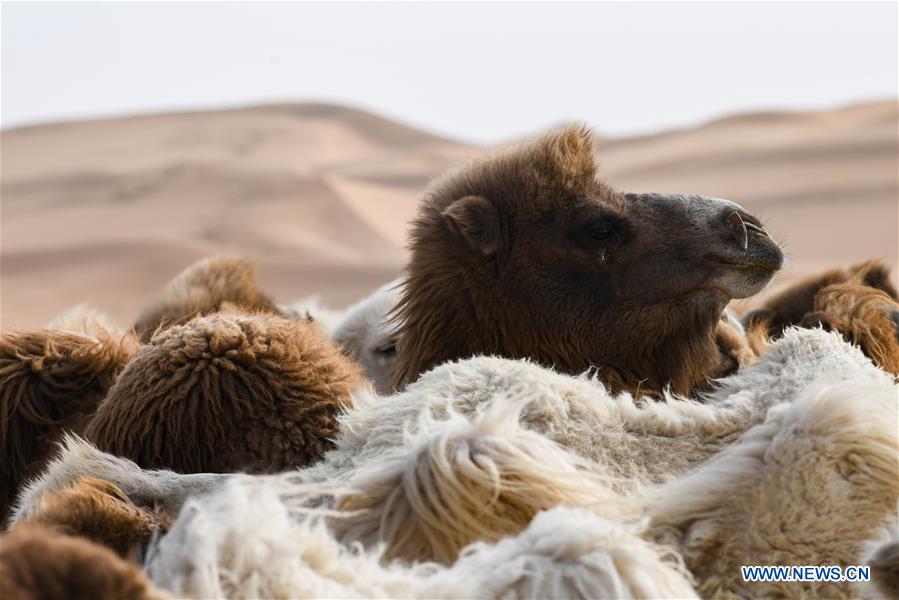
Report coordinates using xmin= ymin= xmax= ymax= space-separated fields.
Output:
xmin=392 ymin=125 xmax=783 ymax=395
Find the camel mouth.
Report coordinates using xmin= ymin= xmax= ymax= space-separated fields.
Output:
xmin=709 ymin=257 xmax=782 ymax=273
xmin=705 ymin=231 xmax=784 ymax=298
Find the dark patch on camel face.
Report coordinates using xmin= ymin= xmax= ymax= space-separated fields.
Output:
xmin=394 ymin=125 xmax=784 ymax=393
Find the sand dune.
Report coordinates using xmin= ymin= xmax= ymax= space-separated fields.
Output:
xmin=1 ymin=100 xmax=896 ymax=329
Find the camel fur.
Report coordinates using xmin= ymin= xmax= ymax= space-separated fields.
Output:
xmin=318 ymin=403 xmax=631 ymax=564
xmin=145 ymin=479 xmax=696 ymax=599
xmin=0 ymin=326 xmax=138 ymax=524
xmin=742 ymin=260 xmax=897 ymax=339
xmin=10 ymin=330 xmax=894 ymax=599
xmin=9 ymin=433 xmax=237 ymax=527
xmin=647 ymin=379 xmax=898 ymax=598
xmin=15 ymin=476 xmax=166 ymax=560
xmin=47 ymin=304 xmax=124 ymax=338
xmin=84 ymin=311 xmax=364 ymax=474
xmin=284 ymin=327 xmax=886 ymax=491
xmin=283 ymin=280 xmax=403 ymax=393
xmin=12 ymin=328 xmax=886 ymax=525
xmin=133 ymin=255 xmax=281 ymax=342
xmin=145 ymin=361 xmax=895 ymax=598
xmin=801 ymin=272 xmax=899 ymax=374
xmin=279 ymin=295 xmax=346 ymax=335
xmin=0 ymin=524 xmax=167 ymax=600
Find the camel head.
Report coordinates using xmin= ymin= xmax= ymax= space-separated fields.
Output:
xmin=394 ymin=125 xmax=784 ymax=394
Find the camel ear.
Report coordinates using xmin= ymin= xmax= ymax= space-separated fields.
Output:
xmin=442 ymin=195 xmax=502 ymax=256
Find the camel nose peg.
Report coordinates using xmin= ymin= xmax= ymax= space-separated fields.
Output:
xmin=727 ymin=211 xmax=749 ymax=250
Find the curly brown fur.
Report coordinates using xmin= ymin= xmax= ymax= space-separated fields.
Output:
xmin=17 ymin=476 xmax=166 ymax=560
xmin=800 ymin=273 xmax=899 ymax=375
xmin=0 ymin=329 xmax=138 ymax=525
xmin=741 ymin=260 xmax=897 ymax=340
xmin=741 ymin=268 xmax=849 ymax=337
xmin=0 ymin=524 xmax=166 ymax=600
xmin=85 ymin=312 xmax=364 ymax=474
xmin=134 ymin=255 xmax=281 ymax=342
xmin=393 ymin=125 xmax=783 ymax=394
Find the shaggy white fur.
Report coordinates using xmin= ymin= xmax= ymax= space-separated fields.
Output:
xmin=146 ymin=478 xmax=462 ymax=599
xmin=9 ymin=435 xmax=239 ymax=528
xmin=648 ymin=379 xmax=899 ymax=598
xmin=146 ymin=479 xmax=696 ymax=599
xmin=454 ymin=507 xmax=697 ymax=599
xmin=294 ymin=403 xmax=633 ymax=564
xmin=279 ymin=327 xmax=890 ymax=490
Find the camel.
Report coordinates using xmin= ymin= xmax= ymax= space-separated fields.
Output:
xmin=393 ymin=125 xmax=783 ymax=395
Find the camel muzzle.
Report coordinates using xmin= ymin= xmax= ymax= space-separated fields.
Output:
xmin=629 ymin=192 xmax=784 ymax=298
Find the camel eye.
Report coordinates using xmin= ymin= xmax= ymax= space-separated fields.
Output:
xmin=374 ymin=341 xmax=397 ymax=356
xmin=569 ymin=205 xmax=628 ymax=251
xmin=581 ymin=221 xmax=616 ymax=245
xmin=589 ymin=227 xmax=613 ymax=242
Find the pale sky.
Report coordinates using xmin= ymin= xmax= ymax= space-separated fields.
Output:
xmin=2 ymin=1 xmax=897 ymax=143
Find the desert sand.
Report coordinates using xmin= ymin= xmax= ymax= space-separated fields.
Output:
xmin=1 ymin=100 xmax=896 ymax=330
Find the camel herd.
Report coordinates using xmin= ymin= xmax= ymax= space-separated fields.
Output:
xmin=1 ymin=126 xmax=897 ymax=599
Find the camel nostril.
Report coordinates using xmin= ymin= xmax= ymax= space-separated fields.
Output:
xmin=744 ymin=221 xmax=768 ymax=238
xmin=726 ymin=211 xmax=749 ymax=250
